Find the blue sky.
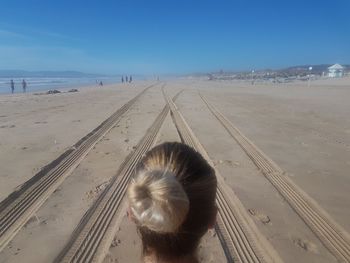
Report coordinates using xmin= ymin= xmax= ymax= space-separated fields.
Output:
xmin=0 ymin=0 xmax=349 ymax=74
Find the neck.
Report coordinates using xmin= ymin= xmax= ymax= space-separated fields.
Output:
xmin=143 ymin=253 xmax=198 ymax=263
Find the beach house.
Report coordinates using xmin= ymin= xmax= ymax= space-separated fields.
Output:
xmin=328 ymin=64 xmax=344 ymax=78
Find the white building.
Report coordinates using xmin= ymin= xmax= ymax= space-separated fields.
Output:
xmin=328 ymin=64 xmax=344 ymax=78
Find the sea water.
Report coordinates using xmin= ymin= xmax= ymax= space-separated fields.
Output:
xmin=0 ymin=77 xmax=120 ymax=94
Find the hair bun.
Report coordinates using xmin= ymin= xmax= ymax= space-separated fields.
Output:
xmin=128 ymin=170 xmax=189 ymax=233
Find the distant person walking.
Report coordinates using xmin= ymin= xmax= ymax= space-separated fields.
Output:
xmin=122 ymin=76 xmax=124 ymax=83
xmin=10 ymin=79 xmax=14 ymax=94
xmin=22 ymin=79 xmax=27 ymax=93
xmin=129 ymin=75 xmax=132 ymax=83
xmin=125 ymin=76 xmax=128 ymax=83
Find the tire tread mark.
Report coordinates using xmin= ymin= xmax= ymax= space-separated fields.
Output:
xmin=200 ymin=93 xmax=350 ymax=263
xmin=0 ymin=84 xmax=155 ymax=252
xmin=163 ymin=88 xmax=283 ymax=263
xmin=55 ymin=88 xmax=182 ymax=263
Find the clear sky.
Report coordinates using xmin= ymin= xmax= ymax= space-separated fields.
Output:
xmin=0 ymin=0 xmax=349 ymax=74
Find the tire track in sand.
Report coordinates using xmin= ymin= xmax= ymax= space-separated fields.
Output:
xmin=199 ymin=93 xmax=350 ymax=262
xmin=54 ymin=89 xmax=182 ymax=263
xmin=163 ymin=88 xmax=282 ymax=263
xmin=0 ymin=84 xmax=156 ymax=252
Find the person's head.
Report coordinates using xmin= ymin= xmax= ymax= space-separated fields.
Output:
xmin=127 ymin=142 xmax=217 ymax=262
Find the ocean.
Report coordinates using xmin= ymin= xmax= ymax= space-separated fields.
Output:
xmin=0 ymin=77 xmax=121 ymax=94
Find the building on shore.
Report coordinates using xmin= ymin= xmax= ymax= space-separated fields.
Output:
xmin=328 ymin=64 xmax=344 ymax=78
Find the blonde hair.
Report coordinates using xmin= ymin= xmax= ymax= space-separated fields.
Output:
xmin=128 ymin=170 xmax=189 ymax=233
xmin=127 ymin=142 xmax=217 ymax=260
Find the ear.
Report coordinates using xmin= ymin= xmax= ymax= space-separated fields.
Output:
xmin=208 ymin=205 xmax=218 ymax=229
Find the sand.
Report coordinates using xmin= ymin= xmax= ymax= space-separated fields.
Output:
xmin=0 ymin=77 xmax=349 ymax=262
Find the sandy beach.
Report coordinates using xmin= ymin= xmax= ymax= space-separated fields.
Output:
xmin=0 ymin=78 xmax=349 ymax=263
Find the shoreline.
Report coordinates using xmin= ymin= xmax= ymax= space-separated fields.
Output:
xmin=0 ymin=81 xmax=137 ymax=98
xmin=0 ymin=77 xmax=123 ymax=95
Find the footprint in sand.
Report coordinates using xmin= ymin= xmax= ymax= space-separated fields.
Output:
xmin=232 ymin=161 xmax=241 ymax=167
xmin=24 ymin=214 xmax=42 ymax=228
xmin=213 ymin=159 xmax=239 ymax=167
xmin=319 ymin=151 xmax=331 ymax=156
xmin=248 ymin=208 xmax=271 ymax=225
xmin=293 ymin=238 xmax=318 ymax=254
xmin=34 ymin=121 xmax=47 ymax=124
xmin=111 ymin=237 xmax=121 ymax=247
xmin=213 ymin=160 xmax=223 ymax=166
xmin=0 ymin=115 xmax=7 ymax=118
xmin=300 ymin=142 xmax=308 ymax=147
xmin=86 ymin=181 xmax=110 ymax=200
